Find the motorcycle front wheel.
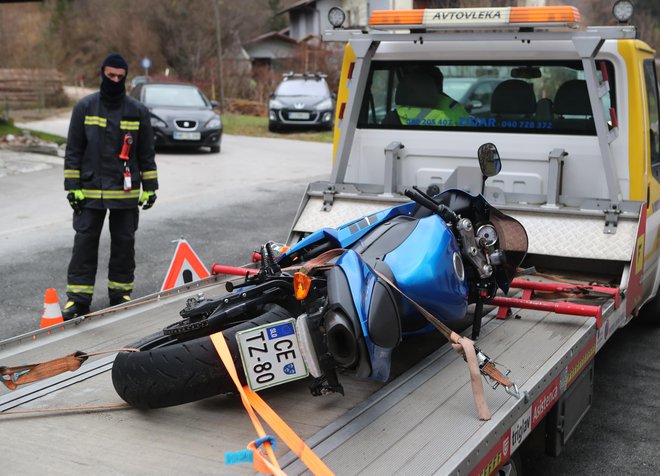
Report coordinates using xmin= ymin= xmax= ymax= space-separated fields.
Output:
xmin=111 ymin=304 xmax=292 ymax=409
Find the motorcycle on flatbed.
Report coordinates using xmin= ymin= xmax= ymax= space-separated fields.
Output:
xmin=112 ymin=144 xmax=527 ymax=409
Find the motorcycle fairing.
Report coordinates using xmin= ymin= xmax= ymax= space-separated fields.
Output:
xmin=283 ymin=202 xmax=417 ymax=259
xmin=383 ymin=214 xmax=469 ymax=327
xmin=336 ymin=249 xmax=395 ymax=381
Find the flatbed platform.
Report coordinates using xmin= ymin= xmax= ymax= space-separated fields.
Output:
xmin=0 ymin=277 xmax=615 ymax=475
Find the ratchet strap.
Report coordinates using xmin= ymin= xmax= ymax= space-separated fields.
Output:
xmin=299 ymin=247 xmax=498 ymax=420
xmin=374 ymin=271 xmax=493 ymax=421
xmin=0 ymin=352 xmax=88 ymax=390
xmin=210 ymin=332 xmax=334 ymax=476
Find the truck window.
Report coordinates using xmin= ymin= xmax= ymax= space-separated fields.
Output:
xmin=358 ymin=61 xmax=616 ymax=136
xmin=643 ymin=59 xmax=660 ymax=180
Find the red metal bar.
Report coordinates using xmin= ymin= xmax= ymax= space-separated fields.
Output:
xmin=510 ymin=278 xmax=620 ymax=309
xmin=488 ymin=296 xmax=603 ymax=328
xmin=210 ymin=263 xmax=258 ymax=276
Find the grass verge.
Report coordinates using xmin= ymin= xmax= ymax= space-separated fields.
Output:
xmin=0 ymin=119 xmax=67 ymax=145
xmin=2 ymin=111 xmax=334 ymax=145
xmin=223 ymin=114 xmax=333 ymax=143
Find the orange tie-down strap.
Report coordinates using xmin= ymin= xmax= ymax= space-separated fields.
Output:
xmin=210 ymin=332 xmax=334 ymax=476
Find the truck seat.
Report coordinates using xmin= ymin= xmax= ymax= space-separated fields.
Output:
xmin=490 ymin=79 xmax=536 ymax=120
xmin=553 ymin=79 xmax=596 ymax=132
xmin=536 ymin=97 xmax=554 ymax=122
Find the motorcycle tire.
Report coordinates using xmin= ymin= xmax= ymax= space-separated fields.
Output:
xmin=111 ymin=304 xmax=292 ymax=409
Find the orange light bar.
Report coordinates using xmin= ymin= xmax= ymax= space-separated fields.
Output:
xmin=509 ymin=6 xmax=581 ymax=24
xmin=369 ymin=10 xmax=424 ymax=26
xmin=294 ymin=272 xmax=312 ymax=300
xmin=369 ymin=6 xmax=580 ymax=28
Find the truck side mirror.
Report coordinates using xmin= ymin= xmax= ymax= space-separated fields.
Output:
xmin=478 ymin=143 xmax=502 ymax=194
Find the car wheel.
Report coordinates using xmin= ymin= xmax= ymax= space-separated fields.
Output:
xmin=209 ymin=145 xmax=220 ymax=154
xmin=268 ymin=122 xmax=279 ymax=133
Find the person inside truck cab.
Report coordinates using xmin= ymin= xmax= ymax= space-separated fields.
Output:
xmin=384 ymin=66 xmax=469 ymax=126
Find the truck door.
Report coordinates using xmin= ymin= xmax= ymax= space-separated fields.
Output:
xmin=641 ymin=56 xmax=660 ymax=296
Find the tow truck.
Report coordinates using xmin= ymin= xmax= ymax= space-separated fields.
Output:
xmin=1 ymin=3 xmax=659 ymax=475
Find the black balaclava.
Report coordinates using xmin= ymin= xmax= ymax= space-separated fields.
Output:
xmin=100 ymin=53 xmax=128 ymax=105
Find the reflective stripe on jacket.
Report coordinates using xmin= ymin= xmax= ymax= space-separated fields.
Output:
xmin=396 ymin=93 xmax=469 ymax=126
xmin=64 ymin=92 xmax=158 ymax=209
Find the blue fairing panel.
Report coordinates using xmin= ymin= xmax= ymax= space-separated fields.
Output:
xmin=384 ymin=215 xmax=468 ymax=324
xmin=336 ymin=250 xmax=393 ymax=381
xmin=285 ymin=228 xmax=340 ymax=255
xmin=335 ymin=202 xmax=417 ymax=247
xmin=283 ymin=201 xmax=416 ymax=259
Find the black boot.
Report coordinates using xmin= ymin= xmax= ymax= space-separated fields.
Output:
xmin=109 ymin=295 xmax=131 ymax=307
xmin=62 ymin=300 xmax=91 ymax=321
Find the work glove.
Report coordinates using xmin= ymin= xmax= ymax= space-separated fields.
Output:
xmin=139 ymin=190 xmax=157 ymax=210
xmin=66 ymin=189 xmax=85 ymax=215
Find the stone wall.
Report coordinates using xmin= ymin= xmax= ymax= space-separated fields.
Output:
xmin=0 ymin=69 xmax=67 ymax=109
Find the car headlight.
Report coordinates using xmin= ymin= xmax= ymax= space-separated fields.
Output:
xmin=205 ymin=116 xmax=222 ymax=130
xmin=315 ymin=98 xmax=333 ymax=110
xmin=150 ymin=116 xmax=167 ymax=128
xmin=269 ymin=99 xmax=285 ymax=109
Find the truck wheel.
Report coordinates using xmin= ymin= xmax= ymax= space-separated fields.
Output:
xmin=637 ymin=288 xmax=660 ymax=323
xmin=111 ymin=304 xmax=292 ymax=409
xmin=499 ymin=451 xmax=523 ymax=476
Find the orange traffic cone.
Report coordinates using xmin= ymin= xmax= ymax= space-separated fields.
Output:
xmin=40 ymin=288 xmax=64 ymax=329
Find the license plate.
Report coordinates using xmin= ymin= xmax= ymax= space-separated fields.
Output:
xmin=173 ymin=131 xmax=201 ymax=140
xmin=236 ymin=318 xmax=309 ymax=391
xmin=288 ymin=112 xmax=310 ymax=120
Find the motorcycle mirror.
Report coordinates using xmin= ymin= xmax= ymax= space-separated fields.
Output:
xmin=478 ymin=143 xmax=502 ymax=195
xmin=478 ymin=143 xmax=502 ymax=178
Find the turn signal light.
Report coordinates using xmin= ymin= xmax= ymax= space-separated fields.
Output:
xmin=294 ymin=272 xmax=312 ymax=300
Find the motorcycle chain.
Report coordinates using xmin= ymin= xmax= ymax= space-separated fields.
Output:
xmin=163 ymin=318 xmax=209 ymax=337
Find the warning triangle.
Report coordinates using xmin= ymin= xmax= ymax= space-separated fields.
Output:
xmin=161 ymin=239 xmax=211 ymax=291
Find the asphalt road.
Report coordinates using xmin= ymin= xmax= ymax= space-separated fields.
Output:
xmin=1 ymin=118 xmax=659 ymax=475
xmin=0 ymin=128 xmax=331 ymax=339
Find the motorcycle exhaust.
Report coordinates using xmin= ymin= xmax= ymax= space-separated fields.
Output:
xmin=324 ymin=310 xmax=359 ymax=368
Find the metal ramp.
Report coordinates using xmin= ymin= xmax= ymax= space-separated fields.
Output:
xmin=0 ymin=279 xmax=382 ymax=475
xmin=282 ymin=306 xmax=602 ymax=475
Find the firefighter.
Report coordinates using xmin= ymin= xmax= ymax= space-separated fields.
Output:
xmin=62 ymin=53 xmax=158 ymax=320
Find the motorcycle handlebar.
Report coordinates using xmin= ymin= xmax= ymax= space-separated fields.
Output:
xmin=404 ymin=188 xmax=457 ymax=223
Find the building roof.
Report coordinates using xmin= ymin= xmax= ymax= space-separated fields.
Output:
xmin=277 ymin=0 xmax=316 ymax=16
xmin=243 ymin=29 xmax=297 ymax=46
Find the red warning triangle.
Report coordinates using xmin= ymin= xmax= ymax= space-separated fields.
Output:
xmin=161 ymin=239 xmax=210 ymax=291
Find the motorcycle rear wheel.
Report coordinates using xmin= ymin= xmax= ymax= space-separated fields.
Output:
xmin=111 ymin=304 xmax=292 ymax=409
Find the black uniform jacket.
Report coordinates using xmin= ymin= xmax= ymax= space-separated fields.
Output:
xmin=64 ymin=92 xmax=158 ymax=209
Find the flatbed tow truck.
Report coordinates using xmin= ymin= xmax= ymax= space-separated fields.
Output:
xmin=2 ymin=4 xmax=659 ymax=475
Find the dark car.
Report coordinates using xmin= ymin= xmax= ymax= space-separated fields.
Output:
xmin=131 ymin=82 xmax=222 ymax=153
xmin=268 ymin=72 xmax=335 ymax=132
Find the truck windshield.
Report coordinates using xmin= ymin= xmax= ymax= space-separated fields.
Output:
xmin=358 ymin=60 xmax=615 ymax=135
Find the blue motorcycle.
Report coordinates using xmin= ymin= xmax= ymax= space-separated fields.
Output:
xmin=112 ymin=144 xmax=528 ymax=409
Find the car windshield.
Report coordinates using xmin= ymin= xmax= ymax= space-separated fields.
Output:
xmin=276 ymin=79 xmax=329 ymax=97
xmin=143 ymin=85 xmax=207 ymax=107
xmin=359 ymin=60 xmax=615 ymax=135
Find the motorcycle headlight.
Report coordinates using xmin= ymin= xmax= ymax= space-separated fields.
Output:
xmin=205 ymin=116 xmax=222 ymax=130
xmin=315 ymin=98 xmax=333 ymax=110
xmin=269 ymin=99 xmax=285 ymax=109
xmin=150 ymin=116 xmax=167 ymax=128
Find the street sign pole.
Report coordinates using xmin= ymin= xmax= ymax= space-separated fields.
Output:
xmin=141 ymin=57 xmax=152 ymax=77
